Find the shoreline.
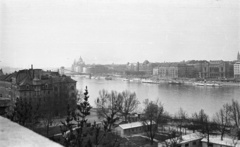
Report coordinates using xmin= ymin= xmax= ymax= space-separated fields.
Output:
xmin=121 ymin=77 xmax=240 ymax=87
xmin=75 ymin=75 xmax=240 ymax=87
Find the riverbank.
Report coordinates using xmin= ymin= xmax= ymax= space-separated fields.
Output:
xmin=118 ymin=77 xmax=240 ymax=87
xmin=79 ymin=74 xmax=240 ymax=87
xmin=219 ymin=82 xmax=240 ymax=87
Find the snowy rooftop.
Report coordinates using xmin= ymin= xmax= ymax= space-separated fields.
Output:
xmin=201 ymin=135 xmax=240 ymax=147
xmin=165 ymin=132 xmax=203 ymax=145
xmin=0 ymin=116 xmax=63 ymax=147
xmin=118 ymin=121 xmax=155 ymax=130
xmin=180 ymin=132 xmax=203 ymax=144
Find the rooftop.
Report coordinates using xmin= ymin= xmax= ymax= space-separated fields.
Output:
xmin=165 ymin=132 xmax=203 ymax=145
xmin=118 ymin=121 xmax=155 ymax=130
xmin=0 ymin=116 xmax=63 ymax=147
xmin=201 ymin=135 xmax=240 ymax=147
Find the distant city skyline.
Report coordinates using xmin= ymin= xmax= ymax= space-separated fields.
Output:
xmin=1 ymin=0 xmax=239 ymax=68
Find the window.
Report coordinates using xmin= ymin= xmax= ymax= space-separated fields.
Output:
xmin=45 ymin=84 xmax=48 ymax=88
xmin=193 ymin=141 xmax=196 ymax=145
xmin=209 ymin=143 xmax=213 ymax=147
xmin=185 ymin=143 xmax=189 ymax=147
xmin=0 ymin=94 xmax=2 ymax=97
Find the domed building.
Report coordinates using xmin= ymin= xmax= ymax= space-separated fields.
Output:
xmin=72 ymin=57 xmax=85 ymax=73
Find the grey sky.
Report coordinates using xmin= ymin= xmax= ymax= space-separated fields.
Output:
xmin=0 ymin=0 xmax=239 ymax=68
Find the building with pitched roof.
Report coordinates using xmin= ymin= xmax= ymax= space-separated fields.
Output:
xmin=126 ymin=60 xmax=157 ymax=76
xmin=160 ymin=132 xmax=203 ymax=147
xmin=115 ymin=121 xmax=155 ymax=137
xmin=154 ymin=63 xmax=196 ymax=79
xmin=0 ymin=65 xmax=77 ymax=116
xmin=201 ymin=135 xmax=240 ymax=147
xmin=0 ymin=69 xmax=3 ymax=76
xmin=160 ymin=133 xmax=240 ymax=147
xmin=0 ymin=80 xmax=18 ymax=115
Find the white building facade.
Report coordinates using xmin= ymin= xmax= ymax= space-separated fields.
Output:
xmin=114 ymin=121 xmax=155 ymax=137
xmin=234 ymin=62 xmax=240 ymax=78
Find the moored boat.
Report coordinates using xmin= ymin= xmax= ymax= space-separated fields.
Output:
xmin=194 ymin=82 xmax=222 ymax=87
xmin=168 ymin=80 xmax=182 ymax=85
xmin=193 ymin=82 xmax=205 ymax=86
xmin=141 ymin=79 xmax=158 ymax=84
xmin=105 ymin=76 xmax=112 ymax=80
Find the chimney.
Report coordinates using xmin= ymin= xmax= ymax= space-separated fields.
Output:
xmin=31 ymin=64 xmax=34 ymax=79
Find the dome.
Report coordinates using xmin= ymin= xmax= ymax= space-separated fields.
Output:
xmin=143 ymin=60 xmax=149 ymax=64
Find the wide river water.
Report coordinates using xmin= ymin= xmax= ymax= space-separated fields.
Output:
xmin=73 ymin=77 xmax=240 ymax=117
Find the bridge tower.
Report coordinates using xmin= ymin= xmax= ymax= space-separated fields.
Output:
xmin=60 ymin=66 xmax=65 ymax=75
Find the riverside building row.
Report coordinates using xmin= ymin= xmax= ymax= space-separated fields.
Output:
xmin=127 ymin=52 xmax=240 ymax=80
xmin=152 ymin=60 xmax=234 ymax=79
xmin=66 ymin=52 xmax=240 ymax=80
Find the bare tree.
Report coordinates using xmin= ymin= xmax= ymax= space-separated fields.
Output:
xmin=230 ymin=126 xmax=239 ymax=147
xmin=60 ymin=86 xmax=92 ymax=147
xmin=96 ymin=89 xmax=122 ymax=131
xmin=175 ymin=108 xmax=188 ymax=135
xmin=42 ymin=112 xmax=56 ymax=137
xmin=213 ymin=104 xmax=231 ymax=140
xmin=164 ymin=129 xmax=181 ymax=147
xmin=192 ymin=109 xmax=208 ymax=134
xmin=142 ymin=99 xmax=164 ymax=145
xmin=120 ymin=90 xmax=140 ymax=122
xmin=229 ymin=99 xmax=240 ymax=145
xmin=5 ymin=97 xmax=41 ymax=129
xmin=192 ymin=109 xmax=216 ymax=147
xmin=230 ymin=100 xmax=240 ymax=131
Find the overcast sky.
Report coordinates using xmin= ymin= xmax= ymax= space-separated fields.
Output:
xmin=0 ymin=0 xmax=239 ymax=68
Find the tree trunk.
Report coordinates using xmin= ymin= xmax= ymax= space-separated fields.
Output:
xmin=125 ymin=115 xmax=128 ymax=122
xmin=221 ymin=130 xmax=224 ymax=141
xmin=207 ymin=132 xmax=210 ymax=147
xmin=46 ymin=122 xmax=49 ymax=137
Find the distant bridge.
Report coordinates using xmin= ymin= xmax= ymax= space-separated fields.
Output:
xmin=60 ymin=67 xmax=91 ymax=77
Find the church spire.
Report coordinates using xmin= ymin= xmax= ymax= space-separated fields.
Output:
xmin=79 ymin=56 xmax=83 ymax=62
xmin=238 ymin=51 xmax=240 ymax=60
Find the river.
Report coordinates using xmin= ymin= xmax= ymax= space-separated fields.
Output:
xmin=73 ymin=76 xmax=240 ymax=117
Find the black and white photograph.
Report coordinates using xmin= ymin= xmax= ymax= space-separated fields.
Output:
xmin=0 ymin=0 xmax=239 ymax=146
